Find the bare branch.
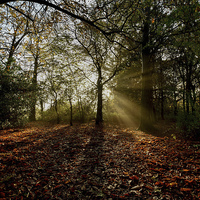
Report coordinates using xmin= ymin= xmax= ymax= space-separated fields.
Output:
xmin=6 ymin=3 xmax=34 ymax=21
xmin=1 ymin=0 xmax=115 ymax=36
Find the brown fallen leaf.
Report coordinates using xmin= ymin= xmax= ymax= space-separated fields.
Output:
xmin=180 ymin=188 xmax=192 ymax=192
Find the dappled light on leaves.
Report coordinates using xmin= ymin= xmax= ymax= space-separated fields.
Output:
xmin=1 ymin=123 xmax=199 ymax=199
xmin=0 ymin=0 xmax=200 ymax=198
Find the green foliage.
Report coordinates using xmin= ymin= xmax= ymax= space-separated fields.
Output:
xmin=40 ymin=107 xmax=59 ymax=124
xmin=0 ymin=66 xmax=31 ymax=129
xmin=40 ymin=102 xmax=95 ymax=124
xmin=0 ymin=0 xmax=200 ymax=133
xmin=103 ymin=111 xmax=120 ymax=124
xmin=177 ymin=111 xmax=200 ymax=140
xmin=113 ymin=62 xmax=142 ymax=103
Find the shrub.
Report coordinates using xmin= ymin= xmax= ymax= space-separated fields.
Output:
xmin=0 ymin=66 xmax=31 ymax=129
xmin=177 ymin=111 xmax=200 ymax=140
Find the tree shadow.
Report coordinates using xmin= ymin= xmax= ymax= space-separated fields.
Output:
xmin=81 ymin=124 xmax=105 ymax=176
xmin=143 ymin=120 xmax=180 ymax=138
xmin=1 ymin=123 xmax=141 ymax=199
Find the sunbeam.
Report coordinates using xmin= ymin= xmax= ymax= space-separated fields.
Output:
xmin=110 ymin=91 xmax=141 ymax=129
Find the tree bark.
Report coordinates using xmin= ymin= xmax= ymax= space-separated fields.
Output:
xmin=54 ymin=97 xmax=60 ymax=124
xmin=96 ymin=72 xmax=103 ymax=125
xmin=40 ymin=99 xmax=44 ymax=119
xmin=139 ymin=53 xmax=154 ymax=131
xmin=29 ymin=52 xmax=39 ymax=121
xmin=160 ymin=89 xmax=164 ymax=120
xmin=6 ymin=27 xmax=28 ymax=70
xmin=191 ymin=85 xmax=196 ymax=113
xmin=139 ymin=12 xmax=154 ymax=131
xmin=159 ymin=65 xmax=164 ymax=120
xmin=182 ymin=76 xmax=186 ymax=113
xmin=69 ymin=98 xmax=73 ymax=126
xmin=173 ymin=91 xmax=178 ymax=116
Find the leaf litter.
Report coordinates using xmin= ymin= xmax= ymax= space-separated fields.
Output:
xmin=0 ymin=123 xmax=200 ymax=199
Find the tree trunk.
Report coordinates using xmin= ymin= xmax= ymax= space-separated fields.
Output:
xmin=139 ymin=53 xmax=154 ymax=131
xmin=159 ymin=65 xmax=164 ymax=120
xmin=96 ymin=73 xmax=103 ymax=125
xmin=40 ymin=99 xmax=44 ymax=119
xmin=139 ymin=15 xmax=154 ymax=131
xmin=29 ymin=53 xmax=39 ymax=121
xmin=6 ymin=34 xmax=18 ymax=70
xmin=78 ymin=97 xmax=84 ymax=122
xmin=186 ymin=65 xmax=191 ymax=114
xmin=6 ymin=29 xmax=28 ymax=71
xmin=160 ymin=89 xmax=164 ymax=120
xmin=191 ymin=85 xmax=196 ymax=113
xmin=173 ymin=91 xmax=178 ymax=116
xmin=69 ymin=98 xmax=73 ymax=126
xmin=54 ymin=98 xmax=60 ymax=124
xmin=182 ymin=78 xmax=186 ymax=113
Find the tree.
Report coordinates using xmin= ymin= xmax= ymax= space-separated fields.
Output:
xmin=111 ymin=49 xmax=142 ymax=127
xmin=75 ymin=26 xmax=122 ymax=124
xmin=41 ymin=31 xmax=90 ymax=125
xmin=0 ymin=3 xmax=32 ymax=69
xmin=0 ymin=3 xmax=33 ymax=128
xmin=80 ymin=0 xmax=200 ymax=130
xmin=0 ymin=64 xmax=31 ymax=129
xmin=132 ymin=1 xmax=200 ymax=130
xmin=26 ymin=35 xmax=41 ymax=121
xmin=1 ymin=0 xmax=200 ymax=130
xmin=26 ymin=25 xmax=52 ymax=121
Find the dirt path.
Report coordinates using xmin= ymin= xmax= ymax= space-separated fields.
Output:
xmin=0 ymin=123 xmax=200 ymax=199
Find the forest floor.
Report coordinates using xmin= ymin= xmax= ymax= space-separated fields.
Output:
xmin=0 ymin=121 xmax=200 ymax=200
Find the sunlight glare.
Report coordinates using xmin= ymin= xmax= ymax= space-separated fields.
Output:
xmin=111 ymin=91 xmax=141 ymax=129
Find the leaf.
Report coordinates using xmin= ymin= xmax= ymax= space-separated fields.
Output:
xmin=82 ymin=174 xmax=88 ymax=179
xmin=155 ymin=181 xmax=164 ymax=186
xmin=129 ymin=175 xmax=139 ymax=181
xmin=180 ymin=188 xmax=192 ymax=192
xmin=169 ymin=182 xmax=178 ymax=187
xmin=1 ymin=123 xmax=199 ymax=199
xmin=65 ymin=180 xmax=71 ymax=184
xmin=54 ymin=184 xmax=62 ymax=189
xmin=70 ymin=187 xmax=75 ymax=193
xmin=0 ymin=192 xmax=6 ymax=197
xmin=145 ymin=185 xmax=153 ymax=190
xmin=182 ymin=169 xmax=190 ymax=172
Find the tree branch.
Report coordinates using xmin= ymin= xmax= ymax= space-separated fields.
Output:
xmin=1 ymin=0 xmax=114 ymax=36
xmin=6 ymin=3 xmax=34 ymax=21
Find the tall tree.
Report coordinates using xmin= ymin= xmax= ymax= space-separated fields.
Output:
xmin=75 ymin=26 xmax=121 ymax=124
xmin=0 ymin=3 xmax=33 ymax=128
xmin=42 ymin=31 xmax=88 ymax=124
xmin=27 ymin=35 xmax=40 ymax=121
xmin=0 ymin=3 xmax=32 ymax=70
xmin=1 ymin=0 xmax=200 ymax=130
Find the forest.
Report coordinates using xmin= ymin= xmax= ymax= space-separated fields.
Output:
xmin=0 ymin=0 xmax=200 ymax=136
xmin=0 ymin=0 xmax=200 ymax=199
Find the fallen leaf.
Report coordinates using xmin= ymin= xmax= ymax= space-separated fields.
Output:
xmin=181 ymin=188 xmax=192 ymax=192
